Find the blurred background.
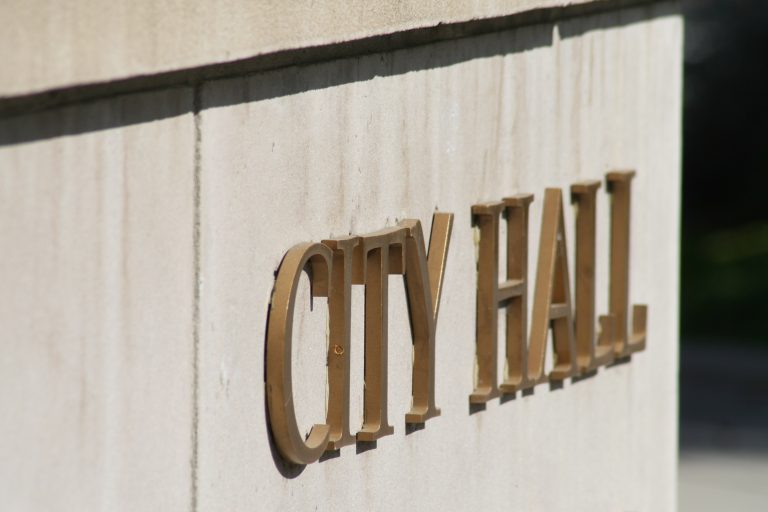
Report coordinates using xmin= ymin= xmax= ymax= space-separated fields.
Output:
xmin=679 ymin=0 xmax=768 ymax=509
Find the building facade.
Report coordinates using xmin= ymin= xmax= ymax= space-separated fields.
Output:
xmin=0 ymin=1 xmax=682 ymax=510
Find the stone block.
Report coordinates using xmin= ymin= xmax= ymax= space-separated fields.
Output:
xmin=196 ymin=3 xmax=681 ymax=510
xmin=0 ymin=89 xmax=196 ymax=511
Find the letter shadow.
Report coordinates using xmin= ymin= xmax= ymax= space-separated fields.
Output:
xmin=608 ymin=355 xmax=632 ymax=368
xmin=571 ymin=368 xmax=599 ymax=385
xmin=405 ymin=422 xmax=426 ymax=436
xmin=468 ymin=402 xmax=487 ymax=415
xmin=319 ymin=449 xmax=341 ymax=463
xmin=500 ymin=393 xmax=517 ymax=405
xmin=356 ymin=440 xmax=378 ymax=454
xmin=263 ymin=395 xmax=307 ymax=478
xmin=548 ymin=379 xmax=565 ymax=392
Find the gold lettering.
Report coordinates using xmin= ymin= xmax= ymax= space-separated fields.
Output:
xmin=399 ymin=213 xmax=454 ymax=423
xmin=470 ymin=201 xmax=504 ymax=403
xmin=500 ymin=195 xmax=538 ymax=393
xmin=265 ymin=243 xmax=332 ymax=465
xmin=265 ymin=172 xmax=649 ymax=459
xmin=571 ymin=181 xmax=615 ymax=371
xmin=470 ymin=195 xmax=537 ymax=403
xmin=528 ymin=188 xmax=578 ymax=382
xmin=321 ymin=236 xmax=359 ymax=450
xmin=353 ymin=227 xmax=407 ymax=441
xmin=606 ymin=171 xmax=647 ymax=357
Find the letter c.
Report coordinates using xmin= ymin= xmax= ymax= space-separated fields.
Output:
xmin=266 ymin=243 xmax=332 ymax=465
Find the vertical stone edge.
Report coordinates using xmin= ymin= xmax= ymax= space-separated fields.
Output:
xmin=190 ymin=84 xmax=203 ymax=512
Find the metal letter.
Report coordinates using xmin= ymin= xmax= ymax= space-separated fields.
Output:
xmin=571 ymin=181 xmax=615 ymax=372
xmin=500 ymin=194 xmax=539 ymax=393
xmin=606 ymin=171 xmax=648 ymax=357
xmin=469 ymin=202 xmax=504 ymax=403
xmin=265 ymin=243 xmax=332 ymax=465
xmin=353 ymin=227 xmax=407 ymax=441
xmin=470 ymin=194 xmax=538 ymax=404
xmin=528 ymin=188 xmax=579 ymax=382
xmin=321 ymin=236 xmax=359 ymax=450
xmin=399 ymin=213 xmax=454 ymax=424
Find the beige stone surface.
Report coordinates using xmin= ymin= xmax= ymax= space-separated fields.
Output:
xmin=196 ymin=2 xmax=681 ymax=510
xmin=0 ymin=89 xmax=195 ymax=510
xmin=2 ymin=0 xmax=635 ymax=98
xmin=0 ymin=2 xmax=681 ymax=510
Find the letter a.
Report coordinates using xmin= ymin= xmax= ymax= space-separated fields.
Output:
xmin=528 ymin=188 xmax=579 ymax=382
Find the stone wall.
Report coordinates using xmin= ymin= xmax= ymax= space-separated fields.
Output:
xmin=0 ymin=1 xmax=682 ymax=510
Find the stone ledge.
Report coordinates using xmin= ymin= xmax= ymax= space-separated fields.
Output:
xmin=0 ymin=0 xmax=664 ymax=106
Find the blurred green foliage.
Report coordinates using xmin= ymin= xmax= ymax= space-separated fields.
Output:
xmin=682 ymin=224 xmax=768 ymax=341
xmin=682 ymin=0 xmax=768 ymax=342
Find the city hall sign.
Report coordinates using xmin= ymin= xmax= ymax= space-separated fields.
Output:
xmin=265 ymin=171 xmax=647 ymax=465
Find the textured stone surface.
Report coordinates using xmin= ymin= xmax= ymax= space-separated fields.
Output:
xmin=0 ymin=2 xmax=682 ymax=510
xmin=197 ymin=2 xmax=681 ymax=510
xmin=0 ymin=89 xmax=195 ymax=511
xmin=1 ymin=0 xmax=646 ymax=98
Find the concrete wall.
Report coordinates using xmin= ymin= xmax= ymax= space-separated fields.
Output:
xmin=0 ymin=1 xmax=682 ymax=510
xmin=0 ymin=90 xmax=196 ymax=510
xmin=0 ymin=0 xmax=649 ymax=98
